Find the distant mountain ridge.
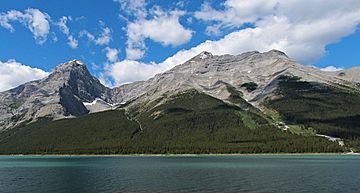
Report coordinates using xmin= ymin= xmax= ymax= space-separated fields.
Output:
xmin=1 ymin=50 xmax=359 ymax=130
xmin=0 ymin=50 xmax=360 ymax=154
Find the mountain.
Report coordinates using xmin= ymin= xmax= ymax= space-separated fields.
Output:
xmin=111 ymin=50 xmax=359 ymax=110
xmin=0 ymin=60 xmax=111 ymax=129
xmin=0 ymin=50 xmax=359 ymax=154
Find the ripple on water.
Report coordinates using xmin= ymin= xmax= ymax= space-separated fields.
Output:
xmin=0 ymin=155 xmax=360 ymax=193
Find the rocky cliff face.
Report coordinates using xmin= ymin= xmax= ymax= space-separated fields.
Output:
xmin=0 ymin=51 xmax=359 ymax=131
xmin=111 ymin=50 xmax=359 ymax=110
xmin=0 ymin=60 xmax=110 ymax=129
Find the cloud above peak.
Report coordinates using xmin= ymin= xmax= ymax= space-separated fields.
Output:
xmin=95 ymin=27 xmax=111 ymax=45
xmin=105 ymin=0 xmax=360 ymax=85
xmin=0 ymin=60 xmax=49 ymax=91
xmin=79 ymin=25 xmax=112 ymax=46
xmin=0 ymin=8 xmax=50 ymax=44
xmin=114 ymin=1 xmax=193 ymax=60
xmin=115 ymin=0 xmax=147 ymax=20
xmin=126 ymin=10 xmax=193 ymax=60
xmin=195 ymin=0 xmax=278 ymax=28
xmin=104 ymin=47 xmax=119 ymax=62
xmin=0 ymin=1 xmax=359 ymax=89
xmin=55 ymin=16 xmax=79 ymax=49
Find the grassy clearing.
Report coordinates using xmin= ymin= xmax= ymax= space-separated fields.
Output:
xmin=288 ymin=125 xmax=316 ymax=136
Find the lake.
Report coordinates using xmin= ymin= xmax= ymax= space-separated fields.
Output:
xmin=0 ymin=155 xmax=359 ymax=193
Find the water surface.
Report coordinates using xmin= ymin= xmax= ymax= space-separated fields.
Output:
xmin=0 ymin=155 xmax=359 ymax=193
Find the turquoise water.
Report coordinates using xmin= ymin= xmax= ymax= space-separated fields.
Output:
xmin=0 ymin=155 xmax=359 ymax=193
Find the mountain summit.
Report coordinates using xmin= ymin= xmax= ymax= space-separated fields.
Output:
xmin=0 ymin=60 xmax=110 ymax=129
xmin=51 ymin=59 xmax=110 ymax=103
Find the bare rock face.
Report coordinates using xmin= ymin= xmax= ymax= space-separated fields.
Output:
xmin=110 ymin=50 xmax=358 ymax=109
xmin=334 ymin=67 xmax=360 ymax=83
xmin=0 ymin=60 xmax=110 ymax=130
xmin=0 ymin=51 xmax=359 ymax=131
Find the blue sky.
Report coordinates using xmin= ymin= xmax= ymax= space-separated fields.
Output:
xmin=0 ymin=0 xmax=360 ymax=91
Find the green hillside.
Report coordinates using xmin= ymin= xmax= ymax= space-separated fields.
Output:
xmin=0 ymin=110 xmax=140 ymax=154
xmin=265 ymin=76 xmax=360 ymax=152
xmin=0 ymin=89 xmax=343 ymax=154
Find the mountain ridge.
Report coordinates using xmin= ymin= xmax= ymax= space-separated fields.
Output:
xmin=0 ymin=50 xmax=359 ymax=133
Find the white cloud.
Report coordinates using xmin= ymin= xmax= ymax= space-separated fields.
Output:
xmin=95 ymin=27 xmax=111 ymax=45
xmin=51 ymin=32 xmax=58 ymax=42
xmin=175 ymin=1 xmax=188 ymax=8
xmin=56 ymin=16 xmax=70 ymax=35
xmin=67 ymin=35 xmax=78 ymax=49
xmin=126 ymin=9 xmax=193 ymax=60
xmin=56 ymin=16 xmax=79 ymax=49
xmin=98 ymin=73 xmax=114 ymax=88
xmin=0 ymin=60 xmax=49 ymax=92
xmin=125 ymin=47 xmax=145 ymax=61
xmin=114 ymin=0 xmax=147 ymax=20
xmin=104 ymin=47 xmax=119 ymax=62
xmin=195 ymin=0 xmax=278 ymax=28
xmin=194 ymin=0 xmax=360 ymax=63
xmin=79 ymin=30 xmax=95 ymax=41
xmin=79 ymin=26 xmax=112 ymax=46
xmin=0 ymin=8 xmax=50 ymax=44
xmin=26 ymin=9 xmax=50 ymax=44
xmin=205 ymin=24 xmax=222 ymax=36
xmin=321 ymin=66 xmax=343 ymax=72
xmin=107 ymin=60 xmax=169 ymax=85
xmin=105 ymin=0 xmax=360 ymax=85
xmin=114 ymin=1 xmax=192 ymax=60
xmin=194 ymin=0 xmax=360 ymax=64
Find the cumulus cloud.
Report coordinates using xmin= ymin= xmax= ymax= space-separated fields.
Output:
xmin=0 ymin=60 xmax=49 ymax=91
xmin=106 ymin=60 xmax=170 ymax=85
xmin=105 ymin=0 xmax=360 ymax=85
xmin=321 ymin=66 xmax=344 ymax=72
xmin=195 ymin=0 xmax=278 ymax=28
xmin=55 ymin=16 xmax=79 ymax=49
xmin=114 ymin=1 xmax=193 ymax=60
xmin=79 ymin=26 xmax=112 ymax=46
xmin=114 ymin=0 xmax=147 ymax=20
xmin=95 ymin=27 xmax=111 ymax=45
xmin=67 ymin=35 xmax=78 ymax=49
xmin=193 ymin=0 xmax=360 ymax=64
xmin=56 ymin=16 xmax=70 ymax=35
xmin=79 ymin=30 xmax=95 ymax=41
xmin=0 ymin=8 xmax=50 ymax=44
xmin=104 ymin=47 xmax=119 ymax=62
xmin=126 ymin=9 xmax=193 ymax=60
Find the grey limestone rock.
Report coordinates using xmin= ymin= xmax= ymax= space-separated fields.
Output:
xmin=0 ymin=51 xmax=358 ymax=131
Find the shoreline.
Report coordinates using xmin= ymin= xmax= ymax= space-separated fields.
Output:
xmin=1 ymin=152 xmax=359 ymax=157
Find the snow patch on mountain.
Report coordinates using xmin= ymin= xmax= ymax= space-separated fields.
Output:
xmin=83 ymin=98 xmax=115 ymax=113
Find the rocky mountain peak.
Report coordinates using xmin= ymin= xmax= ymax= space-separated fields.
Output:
xmin=189 ymin=51 xmax=214 ymax=61
xmin=0 ymin=59 xmax=113 ymax=130
xmin=49 ymin=59 xmax=110 ymax=103
xmin=199 ymin=51 xmax=213 ymax=58
xmin=265 ymin=49 xmax=289 ymax=58
xmin=46 ymin=59 xmax=101 ymax=93
xmin=54 ymin=59 xmax=87 ymax=74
